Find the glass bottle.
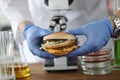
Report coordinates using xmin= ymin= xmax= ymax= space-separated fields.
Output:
xmin=114 ymin=37 xmax=120 ymax=69
xmin=108 ymin=0 xmax=120 ymax=70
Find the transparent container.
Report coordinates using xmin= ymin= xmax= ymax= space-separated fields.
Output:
xmin=0 ymin=56 xmax=15 ymax=80
xmin=0 ymin=31 xmax=30 ymax=79
xmin=109 ymin=0 xmax=120 ymax=70
xmin=80 ymin=41 xmax=113 ymax=75
xmin=114 ymin=38 xmax=120 ymax=69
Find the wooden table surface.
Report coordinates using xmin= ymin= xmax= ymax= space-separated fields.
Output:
xmin=17 ymin=62 xmax=120 ymax=80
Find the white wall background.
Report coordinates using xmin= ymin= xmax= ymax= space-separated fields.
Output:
xmin=0 ymin=8 xmax=10 ymax=25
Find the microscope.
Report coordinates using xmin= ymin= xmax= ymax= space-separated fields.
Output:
xmin=43 ymin=0 xmax=79 ymax=71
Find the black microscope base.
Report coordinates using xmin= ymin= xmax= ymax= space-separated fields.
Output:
xmin=43 ymin=57 xmax=79 ymax=71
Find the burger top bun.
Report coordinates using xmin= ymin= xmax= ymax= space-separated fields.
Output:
xmin=43 ymin=32 xmax=76 ymax=41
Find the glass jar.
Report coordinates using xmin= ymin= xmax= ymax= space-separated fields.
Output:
xmin=80 ymin=41 xmax=113 ymax=75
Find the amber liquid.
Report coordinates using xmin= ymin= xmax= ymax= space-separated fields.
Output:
xmin=9 ymin=63 xmax=30 ymax=79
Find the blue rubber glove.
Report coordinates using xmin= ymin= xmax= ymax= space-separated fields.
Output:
xmin=23 ymin=24 xmax=57 ymax=59
xmin=66 ymin=18 xmax=113 ymax=57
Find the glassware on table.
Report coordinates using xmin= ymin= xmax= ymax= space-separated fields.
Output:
xmin=0 ymin=31 xmax=30 ymax=79
xmin=0 ymin=56 xmax=15 ymax=80
xmin=80 ymin=42 xmax=113 ymax=75
xmin=114 ymin=38 xmax=120 ymax=69
xmin=110 ymin=0 xmax=120 ymax=70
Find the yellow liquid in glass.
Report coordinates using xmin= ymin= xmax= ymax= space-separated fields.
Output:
xmin=9 ymin=63 xmax=30 ymax=78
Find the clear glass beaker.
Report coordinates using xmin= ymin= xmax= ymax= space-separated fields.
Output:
xmin=0 ymin=56 xmax=15 ymax=80
xmin=0 ymin=31 xmax=30 ymax=79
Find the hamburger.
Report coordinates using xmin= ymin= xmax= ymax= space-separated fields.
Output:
xmin=41 ymin=32 xmax=78 ymax=56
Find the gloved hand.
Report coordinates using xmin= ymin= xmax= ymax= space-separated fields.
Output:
xmin=23 ymin=24 xmax=57 ymax=58
xmin=66 ymin=18 xmax=113 ymax=57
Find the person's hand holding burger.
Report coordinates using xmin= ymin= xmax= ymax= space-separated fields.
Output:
xmin=66 ymin=18 xmax=113 ymax=57
xmin=18 ymin=21 xmax=58 ymax=59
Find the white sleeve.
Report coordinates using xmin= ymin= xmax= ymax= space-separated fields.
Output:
xmin=0 ymin=0 xmax=32 ymax=34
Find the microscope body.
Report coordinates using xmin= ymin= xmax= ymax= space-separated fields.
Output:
xmin=43 ymin=0 xmax=79 ymax=71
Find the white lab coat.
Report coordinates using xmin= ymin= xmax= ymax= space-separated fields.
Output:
xmin=0 ymin=0 xmax=109 ymax=63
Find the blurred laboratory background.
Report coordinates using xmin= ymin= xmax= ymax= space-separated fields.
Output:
xmin=0 ymin=8 xmax=11 ymax=31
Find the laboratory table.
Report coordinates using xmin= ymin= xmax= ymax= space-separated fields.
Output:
xmin=17 ymin=62 xmax=120 ymax=80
